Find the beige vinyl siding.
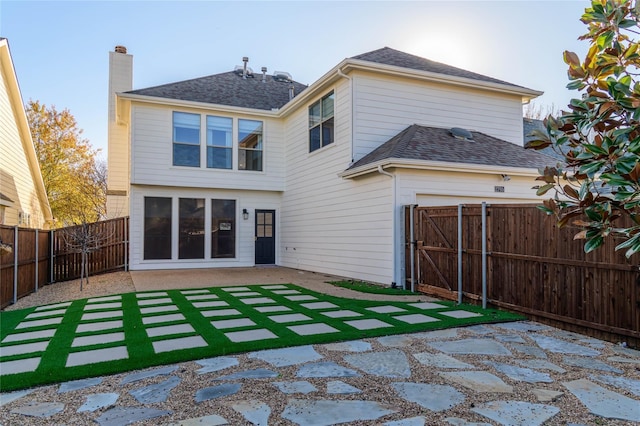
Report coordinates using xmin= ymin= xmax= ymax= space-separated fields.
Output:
xmin=352 ymin=71 xmax=524 ymax=161
xmin=129 ymin=185 xmax=281 ymax=270
xmin=0 ymin=63 xmax=45 ymax=228
xmin=129 ymin=104 xmax=285 ymax=191
xmin=281 ymin=79 xmax=396 ymax=285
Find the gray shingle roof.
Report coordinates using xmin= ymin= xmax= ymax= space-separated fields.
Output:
xmin=352 ymin=47 xmax=528 ymax=89
xmin=347 ymin=124 xmax=558 ymax=171
xmin=126 ymin=71 xmax=308 ymax=111
xmin=523 ymin=118 xmax=566 ymax=162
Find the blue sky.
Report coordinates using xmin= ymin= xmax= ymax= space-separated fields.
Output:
xmin=1 ymin=1 xmax=589 ymax=160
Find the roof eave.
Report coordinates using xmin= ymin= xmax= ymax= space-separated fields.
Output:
xmin=117 ymin=92 xmax=282 ymax=118
xmin=340 ymin=158 xmax=542 ymax=179
xmin=341 ymin=59 xmax=544 ymax=102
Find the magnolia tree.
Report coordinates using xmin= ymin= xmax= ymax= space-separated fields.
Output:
xmin=526 ymin=0 xmax=640 ymax=258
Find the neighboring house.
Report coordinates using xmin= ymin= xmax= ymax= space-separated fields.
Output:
xmin=0 ymin=38 xmax=53 ymax=229
xmin=107 ymin=46 xmax=555 ymax=286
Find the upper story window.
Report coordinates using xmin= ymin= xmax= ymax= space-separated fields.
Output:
xmin=173 ymin=112 xmax=200 ymax=167
xmin=309 ymin=91 xmax=334 ymax=152
xmin=207 ymin=116 xmax=233 ymax=169
xmin=238 ymin=119 xmax=263 ymax=171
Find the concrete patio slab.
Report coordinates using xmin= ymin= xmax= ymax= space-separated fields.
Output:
xmin=224 ymin=328 xmax=278 ymax=343
xmin=138 ymin=297 xmax=172 ymax=306
xmin=142 ymin=313 xmax=186 ymax=325
xmin=288 ymin=323 xmax=340 ymax=336
xmin=152 ymin=336 xmax=208 ymax=353
xmin=66 ymin=346 xmax=128 ymax=367
xmin=321 ymin=309 xmax=362 ymax=318
xmin=248 ymin=345 xmax=323 ymax=367
xmin=84 ymin=302 xmax=122 ymax=311
xmin=136 ymin=292 xmax=168 ymax=298
xmin=76 ymin=320 xmax=123 ymax=333
xmin=200 ymin=309 xmax=241 ymax=317
xmin=25 ymin=308 xmax=67 ymax=318
xmin=232 ymin=292 xmax=261 ymax=297
xmin=210 ymin=318 xmax=255 ymax=330
xmin=146 ymin=323 xmax=195 ymax=338
xmin=284 ymin=295 xmax=318 ymax=301
xmin=239 ymin=297 xmax=276 ymax=305
xmin=394 ymin=313 xmax=439 ymax=324
xmin=345 ymin=318 xmax=393 ymax=330
xmin=267 ymin=313 xmax=312 ymax=323
xmin=185 ymin=294 xmax=219 ymax=300
xmin=409 ymin=302 xmax=446 ymax=310
xmin=0 ymin=340 xmax=49 ymax=357
xmin=72 ymin=332 xmax=124 ymax=347
xmin=300 ymin=301 xmax=338 ymax=310
xmin=254 ymin=305 xmax=291 ymax=313
xmin=440 ymin=310 xmax=483 ymax=319
xmin=367 ymin=305 xmax=406 ymax=314
xmin=192 ymin=301 xmax=228 ymax=308
xmin=81 ymin=311 xmax=123 ymax=321
xmin=0 ymin=357 xmax=41 ymax=374
xmin=87 ymin=296 xmax=121 ymax=303
xmin=35 ymin=302 xmax=71 ymax=311
xmin=16 ymin=317 xmax=63 ymax=328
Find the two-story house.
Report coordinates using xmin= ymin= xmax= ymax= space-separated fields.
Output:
xmin=0 ymin=38 xmax=53 ymax=229
xmin=107 ymin=46 xmax=554 ymax=286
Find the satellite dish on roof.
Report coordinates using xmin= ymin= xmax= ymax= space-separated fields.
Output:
xmin=450 ymin=127 xmax=474 ymax=141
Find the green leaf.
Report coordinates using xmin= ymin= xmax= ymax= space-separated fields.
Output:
xmin=579 ymin=160 xmax=606 ymax=176
xmin=536 ymin=183 xmax=555 ymax=196
xmin=584 ymin=234 xmax=604 ymax=253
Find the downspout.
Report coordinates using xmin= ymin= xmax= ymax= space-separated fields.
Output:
xmin=337 ymin=68 xmax=355 ymax=164
xmin=377 ymin=165 xmax=398 ymax=287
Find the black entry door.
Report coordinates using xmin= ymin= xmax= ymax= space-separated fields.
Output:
xmin=255 ymin=210 xmax=275 ymax=264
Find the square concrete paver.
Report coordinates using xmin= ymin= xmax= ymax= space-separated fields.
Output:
xmin=301 ymin=302 xmax=338 ymax=310
xmin=2 ymin=329 xmax=56 ymax=343
xmin=225 ymin=329 xmax=279 ymax=343
xmin=66 ymin=346 xmax=128 ymax=367
xmin=192 ymin=301 xmax=229 ymax=308
xmin=137 ymin=292 xmax=168 ymax=298
xmin=272 ymin=290 xmax=301 ymax=295
xmin=140 ymin=306 xmax=179 ymax=315
xmin=366 ymin=306 xmax=406 ymax=314
xmin=268 ymin=313 xmax=312 ymax=323
xmin=232 ymin=292 xmax=261 ymax=297
xmin=181 ymin=289 xmax=210 ymax=295
xmin=440 ymin=310 xmax=483 ymax=319
xmin=0 ymin=357 xmax=41 ymax=375
xmin=138 ymin=298 xmax=173 ymax=306
xmin=152 ymin=336 xmax=208 ymax=354
xmin=255 ymin=306 xmax=292 ymax=313
xmin=240 ymin=297 xmax=276 ymax=305
xmin=146 ymin=324 xmax=195 ymax=338
xmin=84 ymin=302 xmax=122 ymax=311
xmin=345 ymin=319 xmax=394 ymax=330
xmin=76 ymin=320 xmax=123 ymax=333
xmin=201 ymin=309 xmax=242 ymax=317
xmin=25 ymin=309 xmax=67 ymax=319
xmin=222 ymin=287 xmax=251 ymax=292
xmin=35 ymin=302 xmax=71 ymax=311
xmin=16 ymin=317 xmax=64 ymax=329
xmin=409 ymin=302 xmax=447 ymax=310
xmin=81 ymin=311 xmax=123 ymax=321
xmin=142 ymin=313 xmax=186 ymax=325
xmin=260 ymin=285 xmax=289 ymax=290
xmin=394 ymin=314 xmax=440 ymax=324
xmin=87 ymin=296 xmax=121 ymax=303
xmin=185 ymin=294 xmax=219 ymax=301
xmin=285 ymin=295 xmax=318 ymax=302
xmin=211 ymin=318 xmax=256 ymax=330
xmin=0 ymin=341 xmax=49 ymax=357
xmin=72 ymin=332 xmax=125 ymax=347
xmin=321 ymin=310 xmax=362 ymax=318
xmin=288 ymin=323 xmax=340 ymax=336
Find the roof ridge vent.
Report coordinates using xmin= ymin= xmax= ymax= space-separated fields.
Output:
xmin=273 ymin=70 xmax=292 ymax=82
xmin=450 ymin=127 xmax=474 ymax=141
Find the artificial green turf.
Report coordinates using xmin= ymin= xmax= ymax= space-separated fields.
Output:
xmin=0 ymin=284 xmax=524 ymax=391
xmin=328 ymin=280 xmax=417 ymax=295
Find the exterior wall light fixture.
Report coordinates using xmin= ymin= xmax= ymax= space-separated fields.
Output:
xmin=242 ymin=208 xmax=249 ymax=220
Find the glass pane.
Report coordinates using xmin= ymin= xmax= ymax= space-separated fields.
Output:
xmin=257 ymin=212 xmax=265 ymax=225
xmin=309 ymin=126 xmax=321 ymax=152
xmin=207 ymin=146 xmax=232 ymax=169
xmin=173 ymin=112 xmax=200 ymax=144
xmin=207 ymin=116 xmax=232 ymax=147
xmin=239 ymin=149 xmax=263 ymax=171
xmin=239 ymin=120 xmax=263 ymax=150
xmin=264 ymin=225 xmax=273 ymax=238
xmin=309 ymin=101 xmax=321 ymax=127
xmin=173 ymin=144 xmax=200 ymax=167
xmin=144 ymin=197 xmax=172 ymax=260
xmin=322 ymin=117 xmax=334 ymax=147
xmin=179 ymin=198 xmax=205 ymax=259
xmin=211 ymin=199 xmax=235 ymax=258
xmin=257 ymin=226 xmax=265 ymax=238
xmin=322 ymin=92 xmax=334 ymax=120
xmin=264 ymin=212 xmax=273 ymax=225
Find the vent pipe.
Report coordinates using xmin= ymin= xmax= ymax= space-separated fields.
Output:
xmin=242 ymin=56 xmax=249 ymax=79
xmin=261 ymin=67 xmax=267 ymax=83
xmin=289 ymin=83 xmax=294 ymax=100
xmin=114 ymin=45 xmax=127 ymax=54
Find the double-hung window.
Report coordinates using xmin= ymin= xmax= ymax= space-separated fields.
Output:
xmin=173 ymin=112 xmax=200 ymax=167
xmin=309 ymin=91 xmax=334 ymax=152
xmin=238 ymin=119 xmax=263 ymax=171
xmin=207 ymin=116 xmax=233 ymax=169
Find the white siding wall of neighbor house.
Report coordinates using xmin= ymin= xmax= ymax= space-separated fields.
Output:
xmin=281 ymin=79 xmax=396 ymax=285
xmin=352 ymin=71 xmax=525 ymax=161
xmin=0 ymin=63 xmax=45 ymax=228
xmin=129 ymin=104 xmax=286 ymax=192
xmin=106 ymin=50 xmax=133 ymax=218
xmin=129 ymin=185 xmax=281 ymax=270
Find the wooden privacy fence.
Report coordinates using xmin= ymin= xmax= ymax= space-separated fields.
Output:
xmin=0 ymin=217 xmax=129 ymax=309
xmin=405 ymin=204 xmax=640 ymax=348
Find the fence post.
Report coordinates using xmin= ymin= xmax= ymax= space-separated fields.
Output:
xmin=458 ymin=204 xmax=463 ymax=305
xmin=35 ymin=228 xmax=39 ymax=292
xmin=409 ymin=205 xmax=416 ymax=292
xmin=13 ymin=225 xmax=18 ymax=304
xmin=50 ymin=229 xmax=55 ymax=283
xmin=481 ymin=202 xmax=487 ymax=309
